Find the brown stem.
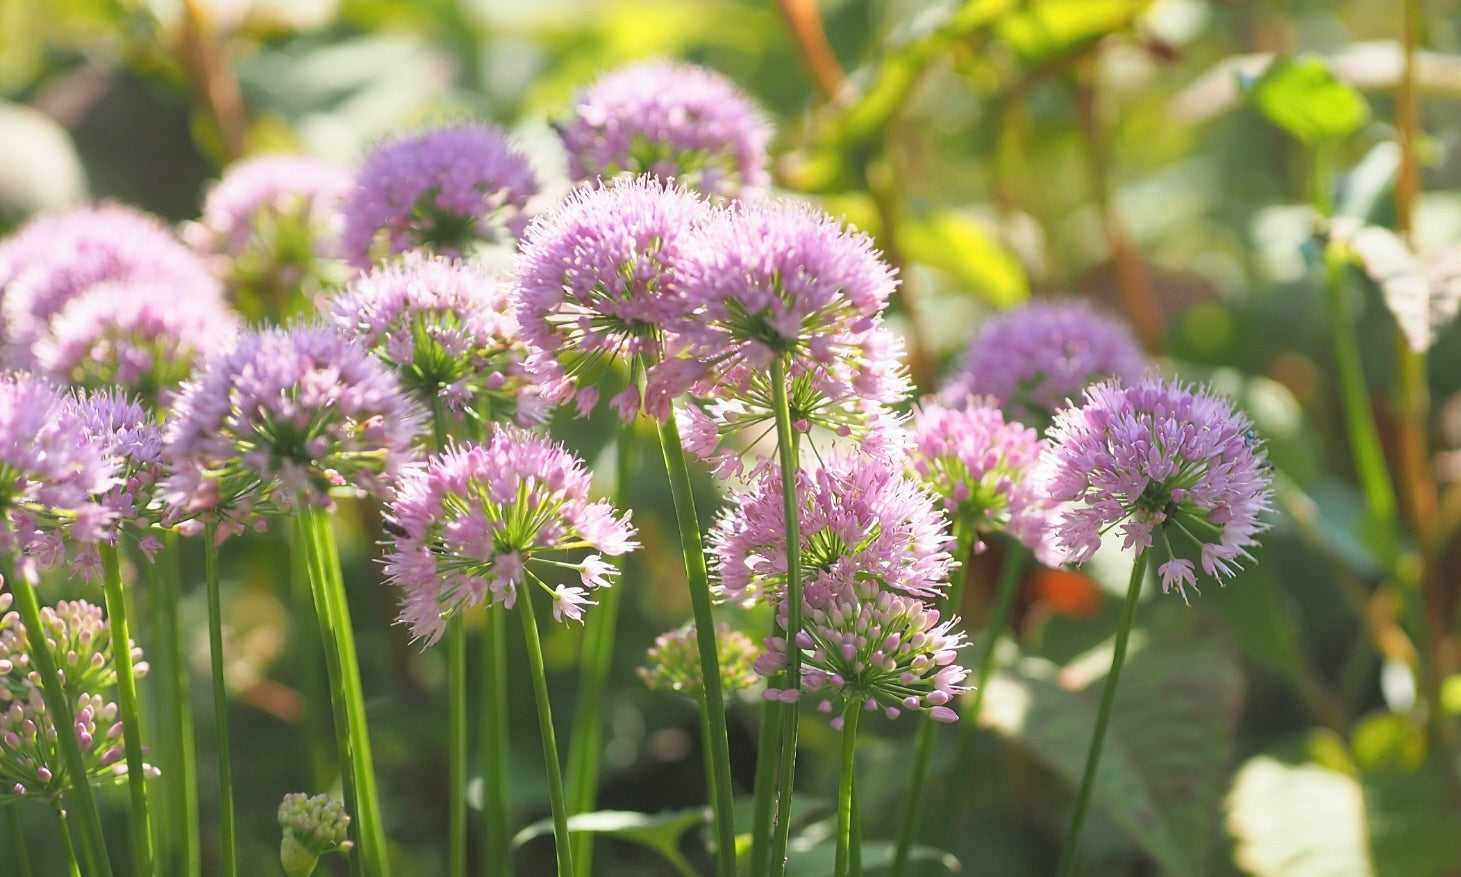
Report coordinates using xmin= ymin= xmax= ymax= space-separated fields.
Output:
xmin=776 ymin=0 xmax=846 ymax=101
xmin=177 ymin=0 xmax=248 ymax=162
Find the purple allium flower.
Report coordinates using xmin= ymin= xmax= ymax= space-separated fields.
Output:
xmin=65 ymin=389 xmax=165 ymax=576
xmin=161 ymin=325 xmax=424 ymax=531
xmin=668 ymin=199 xmax=901 ymax=416
xmin=34 ymin=280 xmax=239 ymax=403
xmin=186 ymin=154 xmax=354 ymax=260
xmin=342 ymin=123 xmax=539 ymax=268
xmin=0 ymin=205 xmax=222 ymax=364
xmin=941 ymin=300 xmax=1147 ymax=425
xmin=0 ymin=373 xmax=116 ymax=575
xmin=755 ymin=578 xmax=969 ymax=724
xmin=515 ymin=176 xmax=711 ymax=420
xmin=330 ymin=253 xmax=545 ymax=427
xmin=558 ymin=59 xmax=771 ymax=198
xmin=709 ymin=454 xmax=953 ymax=608
xmin=638 ymin=621 xmax=761 ymax=699
xmin=382 ymin=427 xmax=638 ymax=643
xmin=908 ymin=397 xmax=1063 ymax=565
xmin=1040 ymin=377 xmax=1275 ymax=599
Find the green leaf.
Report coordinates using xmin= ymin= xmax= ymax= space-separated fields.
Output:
xmin=899 ymin=209 xmax=1030 ymax=308
xmin=1240 ymin=55 xmax=1371 ymax=144
xmin=1336 ymin=222 xmax=1446 ymax=353
xmin=995 ymin=0 xmax=1152 ymax=62
xmin=981 ymin=607 xmax=1243 ymax=874
xmin=783 ymin=839 xmax=959 ymax=876
xmin=510 ymin=808 xmax=706 ymax=877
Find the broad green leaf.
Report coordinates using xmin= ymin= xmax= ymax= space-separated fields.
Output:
xmin=510 ymin=808 xmax=706 ymax=876
xmin=996 ymin=0 xmax=1152 ymax=62
xmin=899 ymin=209 xmax=1030 ymax=308
xmin=1240 ymin=55 xmax=1371 ymax=144
xmin=981 ymin=608 xmax=1243 ymax=874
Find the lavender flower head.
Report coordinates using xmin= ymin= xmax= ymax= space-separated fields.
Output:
xmin=0 ymin=204 xmax=222 ymax=363
xmin=709 ymin=454 xmax=953 ymax=608
xmin=638 ymin=622 xmax=761 ymax=700
xmin=1040 ymin=377 xmax=1275 ymax=598
xmin=559 ymin=59 xmax=771 ymax=198
xmin=942 ymin=300 xmax=1146 ymax=425
xmin=756 ymin=577 xmax=969 ymax=724
xmin=162 ymin=325 xmax=423 ymax=532
xmin=908 ymin=397 xmax=1062 ymax=565
xmin=0 ymin=594 xmax=155 ymax=800
xmin=330 ymin=253 xmax=546 ymax=428
xmin=0 ymin=373 xmax=115 ymax=576
xmin=187 ymin=154 xmax=353 ymax=260
xmin=342 ymin=123 xmax=539 ymax=267
xmin=515 ymin=176 xmax=711 ymax=420
xmin=382 ymin=427 xmax=638 ymax=643
xmin=34 ymin=280 xmax=239 ymax=403
xmin=65 ymin=390 xmax=165 ymax=575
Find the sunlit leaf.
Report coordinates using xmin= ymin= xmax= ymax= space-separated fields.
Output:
xmin=1240 ymin=55 xmax=1371 ymax=144
xmin=995 ymin=0 xmax=1152 ymax=62
xmin=899 ymin=209 xmax=1029 ymax=308
xmin=511 ymin=808 xmax=706 ymax=876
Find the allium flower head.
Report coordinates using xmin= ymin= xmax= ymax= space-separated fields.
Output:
xmin=0 ymin=204 xmax=221 ymax=363
xmin=34 ymin=280 xmax=239 ymax=403
xmin=908 ymin=397 xmax=1062 ymax=564
xmin=66 ymin=390 xmax=165 ymax=575
xmin=330 ymin=253 xmax=545 ymax=427
xmin=638 ymin=622 xmax=760 ymax=699
xmin=942 ymin=300 xmax=1147 ymax=425
xmin=709 ymin=454 xmax=953 ymax=607
xmin=756 ymin=578 xmax=969 ymax=724
xmin=1041 ymin=377 xmax=1275 ymax=598
xmin=0 ymin=373 xmax=116 ymax=572
xmin=0 ymin=594 xmax=155 ymax=800
xmin=382 ymin=427 xmax=638 ymax=643
xmin=278 ymin=792 xmax=353 ymax=877
xmin=342 ymin=123 xmax=539 ymax=267
xmin=162 ymin=325 xmax=423 ymax=530
xmin=515 ymin=176 xmax=711 ymax=419
xmin=188 ymin=154 xmax=353 ymax=260
xmin=559 ymin=59 xmax=771 ymax=198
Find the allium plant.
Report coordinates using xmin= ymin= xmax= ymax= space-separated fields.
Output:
xmin=330 ymin=252 xmax=545 ymax=429
xmin=383 ymin=427 xmax=638 ymax=643
xmin=64 ymin=389 xmax=164 ymax=573
xmin=34 ymin=281 xmax=239 ymax=404
xmin=342 ymin=122 xmax=539 ymax=267
xmin=1041 ymin=377 xmax=1275 ymax=598
xmin=639 ymin=622 xmax=761 ymax=699
xmin=0 ymin=204 xmax=222 ymax=363
xmin=515 ymin=175 xmax=710 ymax=419
xmin=161 ymin=324 xmax=423 ymax=530
xmin=278 ymin=792 xmax=353 ymax=877
xmin=941 ymin=300 xmax=1147 ymax=425
xmin=558 ymin=59 xmax=771 ymax=198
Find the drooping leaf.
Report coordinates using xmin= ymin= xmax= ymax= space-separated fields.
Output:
xmin=783 ymin=839 xmax=959 ymax=876
xmin=1337 ymin=223 xmax=1431 ymax=352
xmin=899 ymin=209 xmax=1030 ymax=308
xmin=510 ymin=808 xmax=707 ymax=876
xmin=980 ymin=607 xmax=1244 ymax=874
xmin=1240 ymin=55 xmax=1371 ymax=144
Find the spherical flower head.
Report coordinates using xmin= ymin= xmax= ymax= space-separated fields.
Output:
xmin=0 ymin=597 xmax=147 ymax=702
xmin=0 ymin=204 xmax=222 ymax=364
xmin=757 ymin=577 xmax=969 ymax=723
xmin=382 ymin=427 xmax=638 ymax=643
xmin=559 ymin=59 xmax=771 ymax=198
xmin=1040 ymin=377 xmax=1275 ymax=599
xmin=187 ymin=154 xmax=354 ymax=260
xmin=670 ymin=199 xmax=899 ymax=411
xmin=638 ymin=622 xmax=760 ymax=700
xmin=342 ymin=122 xmax=539 ymax=267
xmin=0 ymin=373 xmax=116 ymax=574
xmin=710 ymin=454 xmax=953 ymax=608
xmin=278 ymin=792 xmax=353 ymax=877
xmin=330 ymin=253 xmax=546 ymax=427
xmin=162 ymin=325 xmax=424 ymax=532
xmin=942 ymin=300 xmax=1147 ymax=426
xmin=515 ymin=176 xmax=712 ymax=420
xmin=34 ymin=280 xmax=239 ymax=404
xmin=908 ymin=396 xmax=1063 ymax=565
xmin=65 ymin=389 xmax=165 ymax=575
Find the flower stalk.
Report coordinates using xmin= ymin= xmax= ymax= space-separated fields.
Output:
xmin=152 ymin=531 xmax=200 ymax=877
xmin=834 ymin=701 xmax=862 ymax=877
xmin=519 ymin=578 xmax=575 ymax=877
xmin=100 ymin=542 xmax=153 ymax=877
xmin=767 ymin=356 xmax=804 ymax=877
xmin=203 ymin=524 xmax=238 ymax=877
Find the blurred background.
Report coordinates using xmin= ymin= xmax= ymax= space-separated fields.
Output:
xmin=3 ymin=0 xmax=1461 ymax=874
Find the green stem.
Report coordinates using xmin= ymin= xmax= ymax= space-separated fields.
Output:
xmin=203 ymin=524 xmax=238 ymax=877
xmin=431 ymin=399 xmax=470 ymax=877
xmin=517 ymin=583 xmax=575 ymax=877
xmin=480 ymin=605 xmax=511 ymax=877
xmin=1055 ymin=553 xmax=1149 ymax=877
xmin=287 ymin=525 xmax=329 ymax=792
xmin=100 ymin=542 xmax=154 ymax=877
xmin=834 ymin=703 xmax=861 ymax=877
xmin=748 ymin=688 xmax=783 ymax=877
xmin=658 ymin=415 xmax=738 ymax=877
xmin=54 ymin=803 xmax=82 ymax=877
xmin=768 ymin=356 xmax=804 ymax=877
xmin=565 ymin=426 xmax=636 ymax=877
xmin=296 ymin=505 xmax=391 ymax=877
xmin=153 ymin=532 xmax=200 ymax=877
xmin=8 ymin=804 xmax=33 ymax=877
xmin=2 ymin=562 xmax=113 ymax=877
